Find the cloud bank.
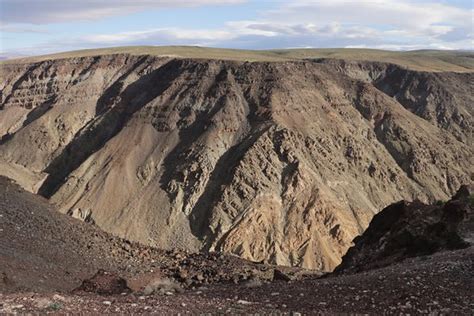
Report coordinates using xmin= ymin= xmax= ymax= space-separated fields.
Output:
xmin=1 ymin=0 xmax=472 ymax=55
xmin=79 ymin=0 xmax=474 ymax=50
xmin=0 ymin=0 xmax=244 ymax=24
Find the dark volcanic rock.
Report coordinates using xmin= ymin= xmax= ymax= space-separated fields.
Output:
xmin=334 ymin=185 xmax=473 ymax=274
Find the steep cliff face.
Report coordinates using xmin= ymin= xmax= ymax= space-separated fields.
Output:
xmin=0 ymin=54 xmax=472 ymax=270
xmin=316 ymin=59 xmax=474 ymax=144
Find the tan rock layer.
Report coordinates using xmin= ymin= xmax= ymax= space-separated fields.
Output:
xmin=0 ymin=55 xmax=472 ymax=271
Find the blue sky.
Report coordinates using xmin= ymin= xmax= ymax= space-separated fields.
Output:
xmin=0 ymin=0 xmax=472 ymax=57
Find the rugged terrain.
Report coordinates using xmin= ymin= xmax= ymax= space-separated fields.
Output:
xmin=335 ymin=184 xmax=474 ymax=274
xmin=0 ymin=176 xmax=308 ymax=294
xmin=1 ymin=176 xmax=473 ymax=314
xmin=2 ymin=247 xmax=473 ymax=314
xmin=0 ymin=47 xmax=473 ymax=270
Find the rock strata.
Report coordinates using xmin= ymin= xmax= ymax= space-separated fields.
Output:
xmin=1 ymin=54 xmax=472 ymax=269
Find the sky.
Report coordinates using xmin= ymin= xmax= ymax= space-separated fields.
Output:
xmin=0 ymin=0 xmax=472 ymax=57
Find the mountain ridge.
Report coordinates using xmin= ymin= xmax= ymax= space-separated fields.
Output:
xmin=2 ymin=46 xmax=473 ymax=72
xmin=0 ymin=53 xmax=472 ymax=270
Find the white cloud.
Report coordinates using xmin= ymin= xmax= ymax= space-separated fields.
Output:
xmin=0 ymin=23 xmax=49 ymax=33
xmin=0 ymin=0 xmax=245 ymax=24
xmin=256 ymin=0 xmax=473 ymax=47
xmin=265 ymin=0 xmax=471 ymax=29
xmin=1 ymin=0 xmax=472 ymax=54
xmin=83 ymin=28 xmax=233 ymax=44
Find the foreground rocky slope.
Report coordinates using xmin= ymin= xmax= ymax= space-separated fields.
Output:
xmin=0 ymin=52 xmax=472 ymax=270
xmin=0 ymin=176 xmax=307 ymax=293
xmin=1 ymin=176 xmax=473 ymax=314
xmin=2 ymin=247 xmax=473 ymax=314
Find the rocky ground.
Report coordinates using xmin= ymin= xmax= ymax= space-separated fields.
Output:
xmin=1 ymin=50 xmax=473 ymax=314
xmin=1 ymin=175 xmax=473 ymax=314
xmin=1 ymin=247 xmax=472 ymax=314
xmin=0 ymin=176 xmax=312 ymax=294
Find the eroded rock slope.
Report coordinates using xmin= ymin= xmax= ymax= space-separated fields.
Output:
xmin=0 ymin=55 xmax=472 ymax=270
xmin=0 ymin=176 xmax=296 ymax=293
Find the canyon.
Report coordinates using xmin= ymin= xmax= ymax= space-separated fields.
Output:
xmin=0 ymin=48 xmax=472 ymax=271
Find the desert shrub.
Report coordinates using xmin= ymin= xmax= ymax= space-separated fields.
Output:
xmin=49 ymin=303 xmax=62 ymax=311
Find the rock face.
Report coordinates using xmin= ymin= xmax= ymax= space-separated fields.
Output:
xmin=0 ymin=54 xmax=473 ymax=270
xmin=334 ymin=185 xmax=473 ymax=274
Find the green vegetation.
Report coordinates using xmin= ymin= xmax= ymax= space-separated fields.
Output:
xmin=2 ymin=46 xmax=473 ymax=72
xmin=48 ymin=303 xmax=62 ymax=311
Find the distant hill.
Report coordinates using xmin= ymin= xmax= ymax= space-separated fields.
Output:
xmin=2 ymin=46 xmax=473 ymax=72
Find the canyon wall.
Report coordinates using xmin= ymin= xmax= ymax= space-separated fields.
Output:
xmin=1 ymin=55 xmax=472 ymax=270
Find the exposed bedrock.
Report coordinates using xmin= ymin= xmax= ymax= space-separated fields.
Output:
xmin=1 ymin=55 xmax=472 ymax=270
